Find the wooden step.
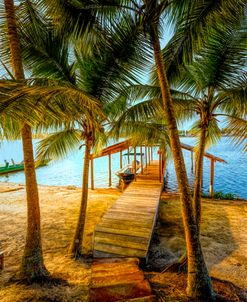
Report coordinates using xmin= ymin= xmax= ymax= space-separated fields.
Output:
xmin=94 ymin=242 xmax=147 ymax=258
xmin=90 ymin=280 xmax=152 ymax=302
xmin=94 ymin=234 xmax=148 ymax=251
xmin=122 ymin=296 xmax=157 ymax=302
xmin=90 ymin=257 xmax=154 ymax=302
xmin=95 ymin=226 xmax=150 ymax=239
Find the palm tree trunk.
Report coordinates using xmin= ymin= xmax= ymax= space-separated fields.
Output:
xmin=193 ymin=127 xmax=207 ymax=228
xmin=20 ymin=124 xmax=48 ymax=280
xmin=4 ymin=0 xmax=48 ymax=281
xmin=149 ymin=25 xmax=215 ymax=300
xmin=68 ymin=135 xmax=91 ymax=258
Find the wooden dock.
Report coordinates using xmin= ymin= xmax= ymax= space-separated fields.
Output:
xmin=93 ymin=160 xmax=164 ymax=260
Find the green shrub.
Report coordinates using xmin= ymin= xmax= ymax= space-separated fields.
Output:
xmin=201 ymin=191 xmax=235 ymax=200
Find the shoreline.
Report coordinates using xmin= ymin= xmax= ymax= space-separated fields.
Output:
xmin=1 ymin=181 xmax=246 ymax=202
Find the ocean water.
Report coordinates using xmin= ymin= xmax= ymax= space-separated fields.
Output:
xmin=0 ymin=137 xmax=246 ymax=199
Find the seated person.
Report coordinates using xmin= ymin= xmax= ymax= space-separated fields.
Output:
xmin=11 ymin=158 xmax=15 ymax=166
xmin=4 ymin=160 xmax=9 ymax=168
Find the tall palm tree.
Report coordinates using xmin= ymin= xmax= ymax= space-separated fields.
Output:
xmin=16 ymin=2 xmax=151 ymax=258
xmin=3 ymin=0 xmax=49 ymax=281
xmin=174 ymin=22 xmax=247 ymax=227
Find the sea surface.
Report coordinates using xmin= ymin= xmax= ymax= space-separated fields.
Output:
xmin=0 ymin=137 xmax=246 ymax=199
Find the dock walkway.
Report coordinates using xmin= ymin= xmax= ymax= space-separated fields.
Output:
xmin=93 ymin=160 xmax=163 ymax=260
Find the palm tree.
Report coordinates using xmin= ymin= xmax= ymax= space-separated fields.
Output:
xmin=15 ymin=3 xmax=150 ymax=258
xmin=3 ymin=0 xmax=49 ymax=281
xmin=174 ymin=22 xmax=247 ymax=227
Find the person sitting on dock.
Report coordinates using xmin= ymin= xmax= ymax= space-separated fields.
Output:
xmin=4 ymin=160 xmax=9 ymax=168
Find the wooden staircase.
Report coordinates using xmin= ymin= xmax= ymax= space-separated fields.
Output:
xmin=90 ymin=258 xmax=156 ymax=302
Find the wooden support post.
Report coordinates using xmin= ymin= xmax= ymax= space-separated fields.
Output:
xmin=161 ymin=155 xmax=164 ymax=175
xmin=127 ymin=147 xmax=130 ymax=164
xmin=90 ymin=158 xmax=94 ymax=190
xmin=148 ymin=146 xmax=151 ymax=164
xmin=134 ymin=146 xmax=137 ymax=181
xmin=191 ymin=151 xmax=194 ymax=173
xmin=145 ymin=146 xmax=148 ymax=168
xmin=120 ymin=150 xmax=122 ymax=169
xmin=108 ymin=154 xmax=112 ymax=187
xmin=140 ymin=145 xmax=143 ymax=174
xmin=159 ymin=152 xmax=162 ymax=182
xmin=0 ymin=251 xmax=3 ymax=270
xmin=210 ymin=159 xmax=215 ymax=197
xmin=151 ymin=146 xmax=153 ymax=161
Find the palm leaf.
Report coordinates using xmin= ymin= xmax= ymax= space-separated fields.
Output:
xmin=36 ymin=128 xmax=82 ymax=161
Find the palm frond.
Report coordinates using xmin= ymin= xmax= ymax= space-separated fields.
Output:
xmin=0 ymin=116 xmax=21 ymax=141
xmin=76 ymin=14 xmax=152 ymax=103
xmin=223 ymin=116 xmax=247 ymax=152
xmin=36 ymin=128 xmax=82 ymax=161
xmin=218 ymin=73 xmax=247 ymax=116
xmin=153 ymin=0 xmax=246 ymax=83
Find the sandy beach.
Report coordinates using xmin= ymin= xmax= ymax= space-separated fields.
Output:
xmin=0 ymin=182 xmax=246 ymax=301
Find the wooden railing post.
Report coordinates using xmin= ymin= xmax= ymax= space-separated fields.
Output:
xmin=140 ymin=145 xmax=143 ymax=174
xmin=120 ymin=150 xmax=122 ymax=169
xmin=145 ymin=146 xmax=148 ymax=167
xmin=0 ymin=252 xmax=4 ymax=270
xmin=90 ymin=158 xmax=94 ymax=190
xmin=108 ymin=154 xmax=112 ymax=187
xmin=134 ymin=146 xmax=137 ymax=181
xmin=159 ymin=151 xmax=162 ymax=182
xmin=191 ymin=151 xmax=194 ymax=173
xmin=210 ymin=159 xmax=215 ymax=197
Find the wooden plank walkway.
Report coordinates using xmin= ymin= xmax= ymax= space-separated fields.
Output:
xmin=93 ymin=160 xmax=164 ymax=260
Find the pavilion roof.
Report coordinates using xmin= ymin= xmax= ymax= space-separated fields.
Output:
xmin=90 ymin=139 xmax=226 ymax=163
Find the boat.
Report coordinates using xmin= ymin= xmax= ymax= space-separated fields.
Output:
xmin=115 ymin=162 xmax=141 ymax=185
xmin=115 ymin=164 xmax=135 ymax=184
xmin=0 ymin=159 xmax=50 ymax=175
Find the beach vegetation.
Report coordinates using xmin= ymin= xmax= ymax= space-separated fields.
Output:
xmin=202 ymin=191 xmax=236 ymax=201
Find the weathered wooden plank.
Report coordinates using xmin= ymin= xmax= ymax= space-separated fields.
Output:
xmin=107 ymin=211 xmax=155 ymax=217
xmin=94 ymin=237 xmax=147 ymax=251
xmin=99 ymin=218 xmax=154 ymax=229
xmin=92 ymin=263 xmax=140 ymax=277
xmin=110 ymin=200 xmax=157 ymax=205
xmin=102 ymin=213 xmax=154 ymax=223
xmin=113 ymin=201 xmax=158 ymax=207
xmin=110 ymin=207 xmax=156 ymax=214
xmin=95 ymin=232 xmax=149 ymax=245
xmin=95 ymin=226 xmax=150 ymax=239
xmin=94 ymin=242 xmax=147 ymax=258
xmin=96 ymin=221 xmax=152 ymax=233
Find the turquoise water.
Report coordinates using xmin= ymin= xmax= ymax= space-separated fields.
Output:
xmin=0 ymin=138 xmax=246 ymax=199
